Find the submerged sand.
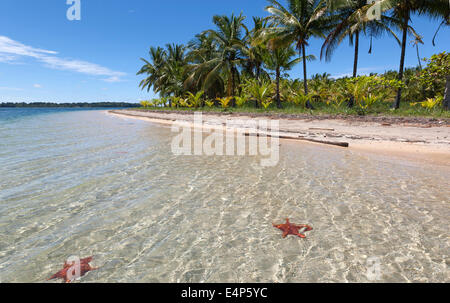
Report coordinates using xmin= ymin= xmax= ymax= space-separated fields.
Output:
xmin=109 ymin=109 xmax=450 ymax=167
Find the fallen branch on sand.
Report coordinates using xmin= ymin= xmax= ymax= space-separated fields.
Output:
xmin=245 ymin=133 xmax=349 ymax=148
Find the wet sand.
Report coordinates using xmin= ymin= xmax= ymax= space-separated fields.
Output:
xmin=109 ymin=109 xmax=450 ymax=167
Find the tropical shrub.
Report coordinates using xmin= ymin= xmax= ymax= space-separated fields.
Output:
xmin=411 ymin=96 xmax=443 ymax=110
xmin=345 ymin=76 xmax=403 ymax=108
xmin=292 ymin=93 xmax=313 ymax=108
xmin=216 ymin=97 xmax=233 ymax=108
xmin=140 ymin=100 xmax=153 ymax=108
xmin=243 ymin=79 xmax=273 ymax=109
xmin=171 ymin=96 xmax=182 ymax=108
xmin=416 ymin=52 xmax=449 ymax=99
xmin=261 ymin=99 xmax=273 ymax=109
xmin=178 ymin=98 xmax=190 ymax=108
xmin=360 ymin=94 xmax=382 ymax=110
xmin=205 ymin=100 xmax=215 ymax=107
xmin=235 ymin=96 xmax=248 ymax=107
xmin=186 ymin=91 xmax=204 ymax=108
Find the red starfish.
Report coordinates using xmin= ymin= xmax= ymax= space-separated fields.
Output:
xmin=273 ymin=219 xmax=313 ymax=239
xmin=48 ymin=256 xmax=98 ymax=283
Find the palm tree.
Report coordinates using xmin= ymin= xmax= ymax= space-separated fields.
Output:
xmin=263 ymin=46 xmax=301 ymax=108
xmin=160 ymin=44 xmax=188 ymax=99
xmin=185 ymin=33 xmax=225 ymax=99
xmin=242 ymin=17 xmax=271 ymax=82
xmin=321 ymin=0 xmax=400 ymax=106
xmin=431 ymin=13 xmax=449 ymax=110
xmin=411 ymin=35 xmax=424 ymax=70
xmin=255 ymin=0 xmax=334 ymax=109
xmin=431 ymin=10 xmax=449 ymax=46
xmin=137 ymin=44 xmax=188 ymax=101
xmin=137 ymin=46 xmax=167 ymax=95
xmin=376 ymin=0 xmax=449 ymax=109
xmin=195 ymin=13 xmax=248 ymax=106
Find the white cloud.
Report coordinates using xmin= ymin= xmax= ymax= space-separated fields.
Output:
xmin=0 ymin=36 xmax=57 ymax=58
xmin=103 ymin=76 xmax=122 ymax=83
xmin=0 ymin=86 xmax=23 ymax=91
xmin=330 ymin=66 xmax=396 ymax=79
xmin=0 ymin=53 xmax=19 ymax=63
xmin=330 ymin=73 xmax=352 ymax=79
xmin=33 ymin=84 xmax=42 ymax=88
xmin=0 ymin=36 xmax=126 ymax=81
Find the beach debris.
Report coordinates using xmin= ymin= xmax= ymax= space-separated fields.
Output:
xmin=245 ymin=132 xmax=349 ymax=148
xmin=309 ymin=127 xmax=335 ymax=131
xmin=273 ymin=219 xmax=313 ymax=239
xmin=48 ymin=256 xmax=98 ymax=283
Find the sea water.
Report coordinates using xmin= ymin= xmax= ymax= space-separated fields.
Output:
xmin=0 ymin=108 xmax=448 ymax=282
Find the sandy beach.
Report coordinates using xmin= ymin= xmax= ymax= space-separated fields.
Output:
xmin=109 ymin=109 xmax=450 ymax=167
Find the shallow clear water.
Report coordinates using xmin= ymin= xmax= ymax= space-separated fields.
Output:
xmin=0 ymin=109 xmax=448 ymax=283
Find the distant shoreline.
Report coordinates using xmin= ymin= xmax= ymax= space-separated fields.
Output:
xmin=109 ymin=109 xmax=450 ymax=167
xmin=0 ymin=102 xmax=139 ymax=108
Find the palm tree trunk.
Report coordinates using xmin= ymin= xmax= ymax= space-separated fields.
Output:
xmin=276 ymin=67 xmax=281 ymax=109
xmin=227 ymin=73 xmax=232 ymax=97
xmin=352 ymin=31 xmax=359 ymax=78
xmin=302 ymin=44 xmax=308 ymax=95
xmin=301 ymin=44 xmax=313 ymax=109
xmin=416 ymin=44 xmax=422 ymax=70
xmin=231 ymin=68 xmax=236 ymax=107
xmin=444 ymin=75 xmax=450 ymax=110
xmin=394 ymin=14 xmax=409 ymax=109
xmin=349 ymin=30 xmax=360 ymax=108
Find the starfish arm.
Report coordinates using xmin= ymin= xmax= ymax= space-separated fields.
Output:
xmin=80 ymin=256 xmax=93 ymax=264
xmin=282 ymin=231 xmax=288 ymax=238
xmin=48 ymin=271 xmax=63 ymax=280
xmin=296 ymin=233 xmax=306 ymax=238
xmin=294 ymin=224 xmax=313 ymax=231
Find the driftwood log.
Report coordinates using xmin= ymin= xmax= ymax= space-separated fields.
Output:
xmin=245 ymin=133 xmax=349 ymax=148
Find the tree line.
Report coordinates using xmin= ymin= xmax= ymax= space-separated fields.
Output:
xmin=137 ymin=0 xmax=450 ymax=111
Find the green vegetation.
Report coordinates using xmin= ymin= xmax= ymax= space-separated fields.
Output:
xmin=135 ymin=101 xmax=450 ymax=118
xmin=137 ymin=0 xmax=450 ymax=116
xmin=0 ymin=102 xmax=140 ymax=108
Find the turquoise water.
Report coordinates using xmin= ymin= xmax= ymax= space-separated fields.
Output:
xmin=0 ymin=109 xmax=448 ymax=282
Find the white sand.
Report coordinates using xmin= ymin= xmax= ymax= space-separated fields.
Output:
xmin=108 ymin=110 xmax=450 ymax=167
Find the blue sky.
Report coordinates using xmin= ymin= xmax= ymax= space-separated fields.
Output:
xmin=0 ymin=0 xmax=448 ymax=103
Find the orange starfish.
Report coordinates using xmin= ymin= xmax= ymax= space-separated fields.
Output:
xmin=48 ymin=256 xmax=98 ymax=283
xmin=273 ymin=219 xmax=313 ymax=239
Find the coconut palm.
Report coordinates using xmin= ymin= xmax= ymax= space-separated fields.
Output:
xmin=241 ymin=17 xmax=271 ymax=82
xmin=185 ymin=33 xmax=225 ymax=98
xmin=137 ymin=44 xmax=188 ymax=100
xmin=263 ymin=46 xmax=301 ymax=108
xmin=255 ymin=0 xmax=336 ymax=109
xmin=321 ymin=0 xmax=400 ymax=106
xmin=137 ymin=46 xmax=167 ymax=95
xmin=193 ymin=13 xmax=248 ymax=106
xmin=411 ymin=35 xmax=424 ymax=70
xmin=158 ymin=44 xmax=188 ymax=99
xmin=375 ymin=0 xmax=449 ymax=109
